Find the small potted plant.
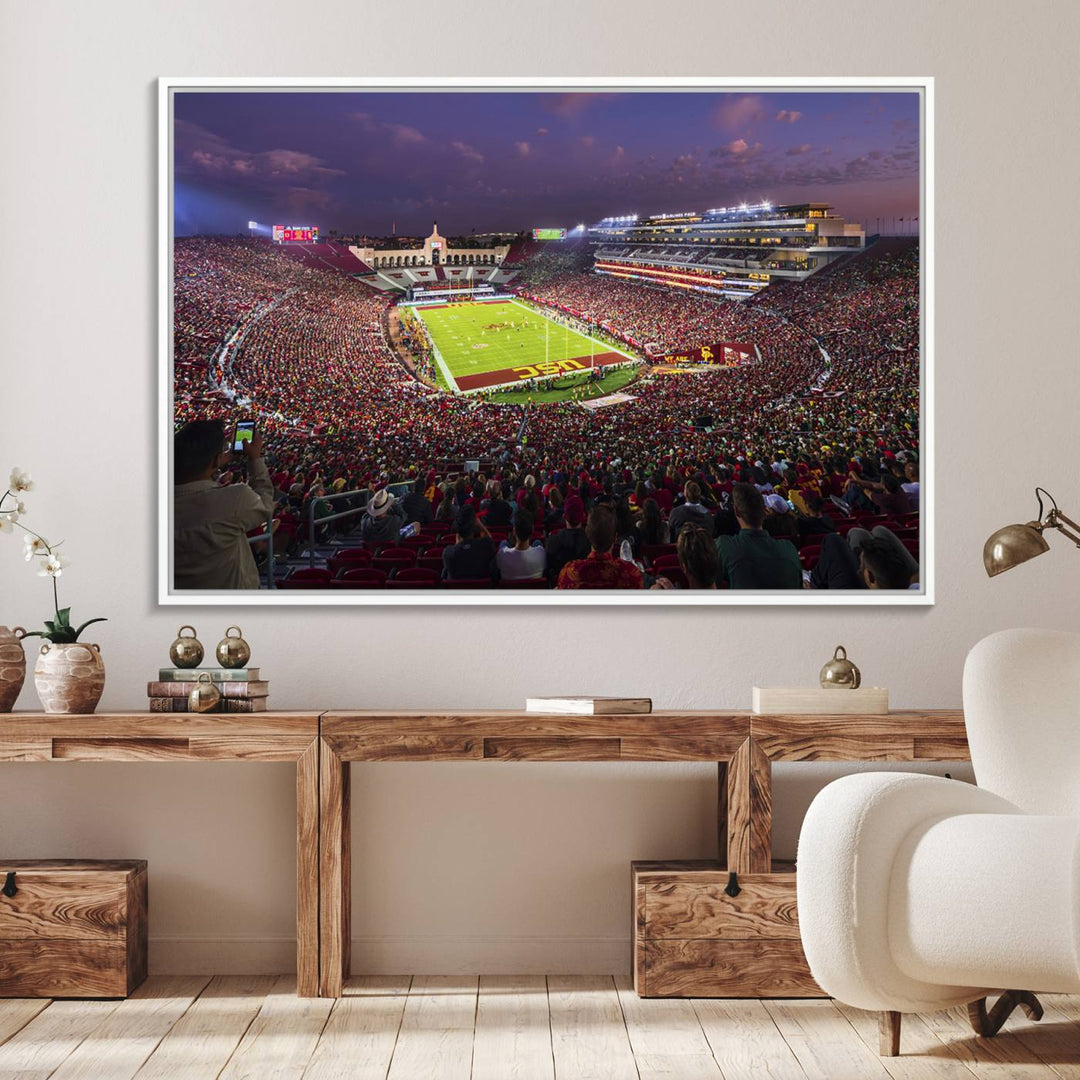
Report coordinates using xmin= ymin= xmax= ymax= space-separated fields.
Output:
xmin=1 ymin=468 xmax=107 ymax=714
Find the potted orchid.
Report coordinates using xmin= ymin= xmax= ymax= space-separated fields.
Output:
xmin=1 ymin=468 xmax=107 ymax=713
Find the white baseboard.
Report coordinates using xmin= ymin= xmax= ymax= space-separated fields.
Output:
xmin=148 ymin=935 xmax=630 ymax=975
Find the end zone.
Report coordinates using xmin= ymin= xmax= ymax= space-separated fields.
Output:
xmin=455 ymin=351 xmax=626 ymax=392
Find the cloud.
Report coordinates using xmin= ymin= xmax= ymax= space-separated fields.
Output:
xmin=451 ymin=139 xmax=484 ymax=163
xmin=178 ymin=121 xmax=344 ymax=186
xmin=776 ymin=109 xmax=803 ymax=124
xmin=713 ymin=95 xmax=767 ymax=132
xmin=542 ymin=92 xmax=622 ymax=118
xmin=580 ymin=135 xmax=597 ymax=148
xmin=535 ymin=127 xmax=549 ymax=137
xmin=786 ymin=143 xmax=812 ymax=156
xmin=349 ymin=111 xmax=426 ymax=146
xmin=514 ymin=141 xmax=532 ymax=158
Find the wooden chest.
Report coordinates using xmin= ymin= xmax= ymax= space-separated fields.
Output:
xmin=632 ymin=860 xmax=822 ymax=998
xmin=0 ymin=859 xmax=148 ymax=998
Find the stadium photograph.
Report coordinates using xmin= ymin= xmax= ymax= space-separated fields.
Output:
xmin=164 ymin=79 xmax=928 ymax=602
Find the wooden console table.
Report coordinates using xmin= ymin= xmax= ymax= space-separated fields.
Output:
xmin=1 ymin=708 xmax=972 ymax=999
xmin=0 ymin=712 xmax=322 ymax=997
xmin=318 ymin=708 xmax=970 ymax=998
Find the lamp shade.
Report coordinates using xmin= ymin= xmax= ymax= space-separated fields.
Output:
xmin=983 ymin=522 xmax=1050 ymax=577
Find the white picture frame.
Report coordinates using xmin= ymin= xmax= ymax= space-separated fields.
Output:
xmin=159 ymin=76 xmax=933 ymax=606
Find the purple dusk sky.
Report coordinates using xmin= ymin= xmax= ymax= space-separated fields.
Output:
xmin=173 ymin=90 xmax=920 ymax=236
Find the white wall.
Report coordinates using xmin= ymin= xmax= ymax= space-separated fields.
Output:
xmin=2 ymin=0 xmax=1079 ymax=974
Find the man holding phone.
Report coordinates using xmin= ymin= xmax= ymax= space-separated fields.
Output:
xmin=173 ymin=418 xmax=275 ymax=590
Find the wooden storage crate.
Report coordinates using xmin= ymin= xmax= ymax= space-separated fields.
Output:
xmin=632 ymin=860 xmax=822 ymax=998
xmin=0 ymin=859 xmax=148 ymax=998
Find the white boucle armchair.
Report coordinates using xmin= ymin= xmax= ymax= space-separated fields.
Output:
xmin=797 ymin=628 xmax=1080 ymax=1056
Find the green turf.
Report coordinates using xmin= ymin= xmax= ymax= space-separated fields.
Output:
xmin=415 ymin=300 xmax=634 ymax=390
xmin=483 ymin=365 xmax=640 ymax=405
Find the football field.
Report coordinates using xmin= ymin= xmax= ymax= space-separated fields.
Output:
xmin=414 ymin=299 xmax=637 ymax=393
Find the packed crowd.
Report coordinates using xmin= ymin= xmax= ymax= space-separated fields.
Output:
xmin=172 ymin=236 xmax=921 ymax=587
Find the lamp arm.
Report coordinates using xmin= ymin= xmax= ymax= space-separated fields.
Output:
xmin=1047 ymin=509 xmax=1080 ymax=548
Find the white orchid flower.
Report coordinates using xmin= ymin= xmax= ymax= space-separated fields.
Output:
xmin=23 ymin=534 xmax=49 ymax=560
xmin=38 ymin=552 xmax=69 ymax=578
xmin=8 ymin=469 xmax=33 ymax=493
xmin=0 ymin=514 xmax=13 ymax=534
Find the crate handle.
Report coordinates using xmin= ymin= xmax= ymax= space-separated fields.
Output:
xmin=2 ymin=871 xmax=15 ymax=898
xmin=724 ymin=871 xmax=741 ymax=898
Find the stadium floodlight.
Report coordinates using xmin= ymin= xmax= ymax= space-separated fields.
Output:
xmin=247 ymin=221 xmax=258 ymax=229
xmin=740 ymin=203 xmax=748 ymax=212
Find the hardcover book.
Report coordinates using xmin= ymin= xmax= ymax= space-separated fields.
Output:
xmin=157 ymin=668 xmax=261 ymax=681
xmin=147 ymin=696 xmax=269 ymax=713
xmin=524 ymin=696 xmax=652 ymax=715
xmin=147 ymin=681 xmax=269 ymax=699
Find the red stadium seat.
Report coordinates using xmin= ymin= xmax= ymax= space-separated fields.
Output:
xmin=642 ymin=543 xmax=677 ymax=566
xmin=328 ymin=548 xmax=372 ymax=576
xmin=386 ymin=567 xmax=440 ymax=589
xmin=371 ymin=549 xmax=417 ymax=572
xmin=651 ymin=554 xmax=682 ymax=573
xmin=281 ymin=567 xmax=331 ymax=587
xmin=497 ymin=577 xmax=549 ymax=589
xmin=662 ymin=568 xmax=690 ymax=589
xmin=800 ymin=545 xmax=822 ymax=570
xmin=440 ymin=577 xmax=494 ymax=589
xmin=329 ymin=567 xmax=387 ymax=588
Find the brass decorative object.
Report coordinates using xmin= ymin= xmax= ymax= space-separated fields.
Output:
xmin=187 ymin=672 xmax=221 ymax=713
xmin=168 ymin=625 xmax=204 ymax=668
xmin=820 ymin=645 xmax=861 ymax=689
xmin=0 ymin=626 xmax=27 ymax=713
xmin=984 ymin=487 xmax=1080 ymax=577
xmin=215 ymin=626 xmax=251 ymax=669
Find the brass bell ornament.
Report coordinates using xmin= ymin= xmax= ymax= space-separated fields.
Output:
xmin=820 ymin=645 xmax=861 ymax=689
xmin=188 ymin=672 xmax=221 ymax=713
xmin=215 ymin=626 xmax=251 ymax=669
xmin=169 ymin=625 xmax=204 ymax=669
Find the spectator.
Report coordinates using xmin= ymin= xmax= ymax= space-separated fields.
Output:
xmin=859 ymin=537 xmax=917 ymax=590
xmin=668 ymin=481 xmax=714 ymax=539
xmin=399 ymin=476 xmax=434 ymax=525
xmin=442 ymin=506 xmax=495 ymax=581
xmin=496 ymin=509 xmax=546 ymax=580
xmin=360 ymin=489 xmax=407 ymax=547
xmin=715 ymin=483 xmax=802 ymax=589
xmin=654 ymin=524 xmax=718 ymax=590
xmin=636 ymin=497 xmax=670 ymax=546
xmin=173 ymin=419 xmax=274 ymax=590
xmin=545 ymin=497 xmax=590 ymax=582
xmin=557 ymin=505 xmax=644 ymax=589
xmin=797 ymin=492 xmax=837 ymax=538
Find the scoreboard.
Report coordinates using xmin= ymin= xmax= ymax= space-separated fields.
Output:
xmin=272 ymin=225 xmax=319 ymax=242
xmin=532 ymin=228 xmax=567 ymax=241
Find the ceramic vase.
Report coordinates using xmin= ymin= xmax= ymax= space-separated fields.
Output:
xmin=0 ymin=626 xmax=27 ymax=713
xmin=34 ymin=642 xmax=106 ymax=714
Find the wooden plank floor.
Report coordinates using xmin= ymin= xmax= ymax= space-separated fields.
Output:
xmin=1 ymin=977 xmax=1078 ymax=1079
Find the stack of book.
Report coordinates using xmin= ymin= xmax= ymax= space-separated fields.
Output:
xmin=147 ymin=668 xmax=269 ymax=713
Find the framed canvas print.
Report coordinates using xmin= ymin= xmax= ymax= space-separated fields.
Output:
xmin=158 ymin=76 xmax=932 ymax=605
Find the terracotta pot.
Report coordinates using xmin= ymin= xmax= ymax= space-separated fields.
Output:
xmin=34 ymin=642 xmax=106 ymax=715
xmin=0 ymin=626 xmax=27 ymax=713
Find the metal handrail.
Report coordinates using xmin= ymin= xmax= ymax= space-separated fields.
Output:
xmin=305 ymin=482 xmax=417 ymax=567
xmin=307 ymin=488 xmax=371 ymax=568
xmin=246 ymin=510 xmax=277 ymax=589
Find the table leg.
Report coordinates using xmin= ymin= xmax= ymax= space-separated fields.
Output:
xmin=296 ymin=738 xmax=320 ymax=997
xmin=717 ymin=761 xmax=728 ymax=869
xmin=319 ymin=738 xmax=351 ymax=997
xmin=726 ymin=738 xmax=772 ymax=874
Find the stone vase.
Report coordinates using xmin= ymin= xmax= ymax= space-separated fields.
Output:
xmin=34 ymin=642 xmax=106 ymax=715
xmin=0 ymin=626 xmax=27 ymax=712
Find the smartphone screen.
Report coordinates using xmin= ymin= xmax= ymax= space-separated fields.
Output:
xmin=233 ymin=420 xmax=255 ymax=453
